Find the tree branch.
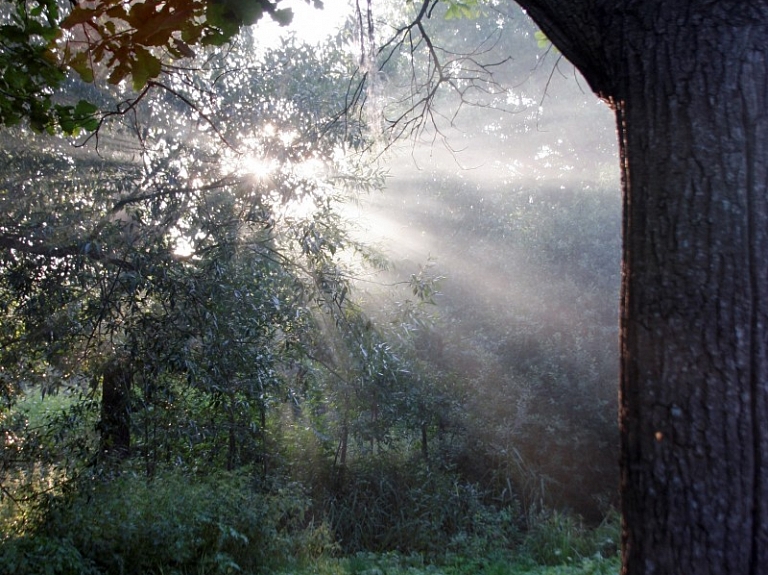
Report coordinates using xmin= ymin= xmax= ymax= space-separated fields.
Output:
xmin=0 ymin=234 xmax=136 ymax=270
xmin=358 ymin=0 xmax=515 ymax=145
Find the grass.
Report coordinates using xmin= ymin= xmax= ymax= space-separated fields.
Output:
xmin=269 ymin=510 xmax=622 ymax=575
xmin=272 ymin=551 xmax=620 ymax=575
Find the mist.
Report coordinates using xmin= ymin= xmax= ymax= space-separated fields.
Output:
xmin=353 ymin=9 xmax=622 ymax=519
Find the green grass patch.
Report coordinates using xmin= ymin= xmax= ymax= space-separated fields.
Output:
xmin=271 ymin=551 xmax=620 ymax=575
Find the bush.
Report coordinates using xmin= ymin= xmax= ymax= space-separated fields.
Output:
xmin=324 ymin=455 xmax=521 ymax=556
xmin=36 ymin=469 xmax=319 ymax=575
xmin=0 ymin=535 xmax=100 ymax=575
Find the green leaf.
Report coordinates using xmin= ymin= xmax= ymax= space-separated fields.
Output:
xmin=74 ymin=99 xmax=98 ymax=117
xmin=69 ymin=52 xmax=94 ymax=83
xmin=204 ymin=2 xmax=240 ymax=43
xmin=443 ymin=1 xmax=479 ymax=20
xmin=131 ymin=47 xmax=162 ymax=90
xmin=271 ymin=8 xmax=293 ymax=26
xmin=57 ymin=108 xmax=76 ymax=134
xmin=535 ymin=30 xmax=551 ymax=49
xmin=55 ymin=102 xmax=98 ymax=134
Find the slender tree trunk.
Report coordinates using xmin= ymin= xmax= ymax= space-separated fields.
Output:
xmin=260 ymin=401 xmax=267 ymax=479
xmin=227 ymin=402 xmax=237 ymax=471
xmin=99 ymin=357 xmax=132 ymax=461
xmin=614 ymin=8 xmax=768 ymax=574
xmin=337 ymin=421 xmax=348 ymax=468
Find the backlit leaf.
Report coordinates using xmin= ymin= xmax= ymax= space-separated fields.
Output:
xmin=271 ymin=8 xmax=293 ymax=26
xmin=535 ymin=30 xmax=551 ymax=49
xmin=132 ymin=47 xmax=162 ymax=90
xmin=69 ymin=52 xmax=94 ymax=83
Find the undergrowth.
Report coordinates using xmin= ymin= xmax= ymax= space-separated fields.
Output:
xmin=0 ymin=464 xmax=619 ymax=575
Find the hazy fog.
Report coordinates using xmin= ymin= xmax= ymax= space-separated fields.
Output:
xmin=351 ymin=11 xmax=622 ymax=516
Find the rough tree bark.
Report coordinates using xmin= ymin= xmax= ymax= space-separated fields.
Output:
xmin=514 ymin=2 xmax=768 ymax=573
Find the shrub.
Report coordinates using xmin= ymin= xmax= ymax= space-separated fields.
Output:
xmin=38 ymin=469 xmax=315 ymax=575
xmin=0 ymin=535 xmax=100 ymax=575
xmin=324 ymin=455 xmax=521 ymax=556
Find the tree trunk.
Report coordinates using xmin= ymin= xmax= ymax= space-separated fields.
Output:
xmin=517 ymin=2 xmax=768 ymax=573
xmin=99 ymin=357 xmax=132 ymax=461
xmin=227 ymin=401 xmax=237 ymax=471
xmin=614 ymin=8 xmax=768 ymax=574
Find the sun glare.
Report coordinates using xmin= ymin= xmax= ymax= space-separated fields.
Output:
xmin=294 ymin=158 xmax=325 ymax=180
xmin=171 ymin=225 xmax=197 ymax=258
xmin=174 ymin=236 xmax=195 ymax=258
xmin=242 ymin=156 xmax=279 ymax=179
xmin=272 ymin=192 xmax=318 ymax=221
xmin=254 ymin=0 xmax=352 ymax=46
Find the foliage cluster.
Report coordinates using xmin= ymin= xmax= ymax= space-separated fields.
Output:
xmin=346 ymin=3 xmax=620 ymax=518
xmin=1 ymin=469 xmax=325 ymax=575
xmin=375 ymin=155 xmax=620 ymax=518
xmin=316 ymin=548 xmax=618 ymax=575
xmin=0 ymin=0 xmax=299 ymax=131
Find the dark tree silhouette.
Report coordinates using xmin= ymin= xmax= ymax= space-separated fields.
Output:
xmin=99 ymin=356 xmax=133 ymax=461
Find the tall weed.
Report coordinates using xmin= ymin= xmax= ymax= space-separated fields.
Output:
xmin=324 ymin=456 xmax=521 ymax=556
xmin=523 ymin=511 xmax=619 ymax=566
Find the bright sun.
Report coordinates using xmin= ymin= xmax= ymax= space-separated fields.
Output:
xmin=254 ymin=0 xmax=352 ymax=46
